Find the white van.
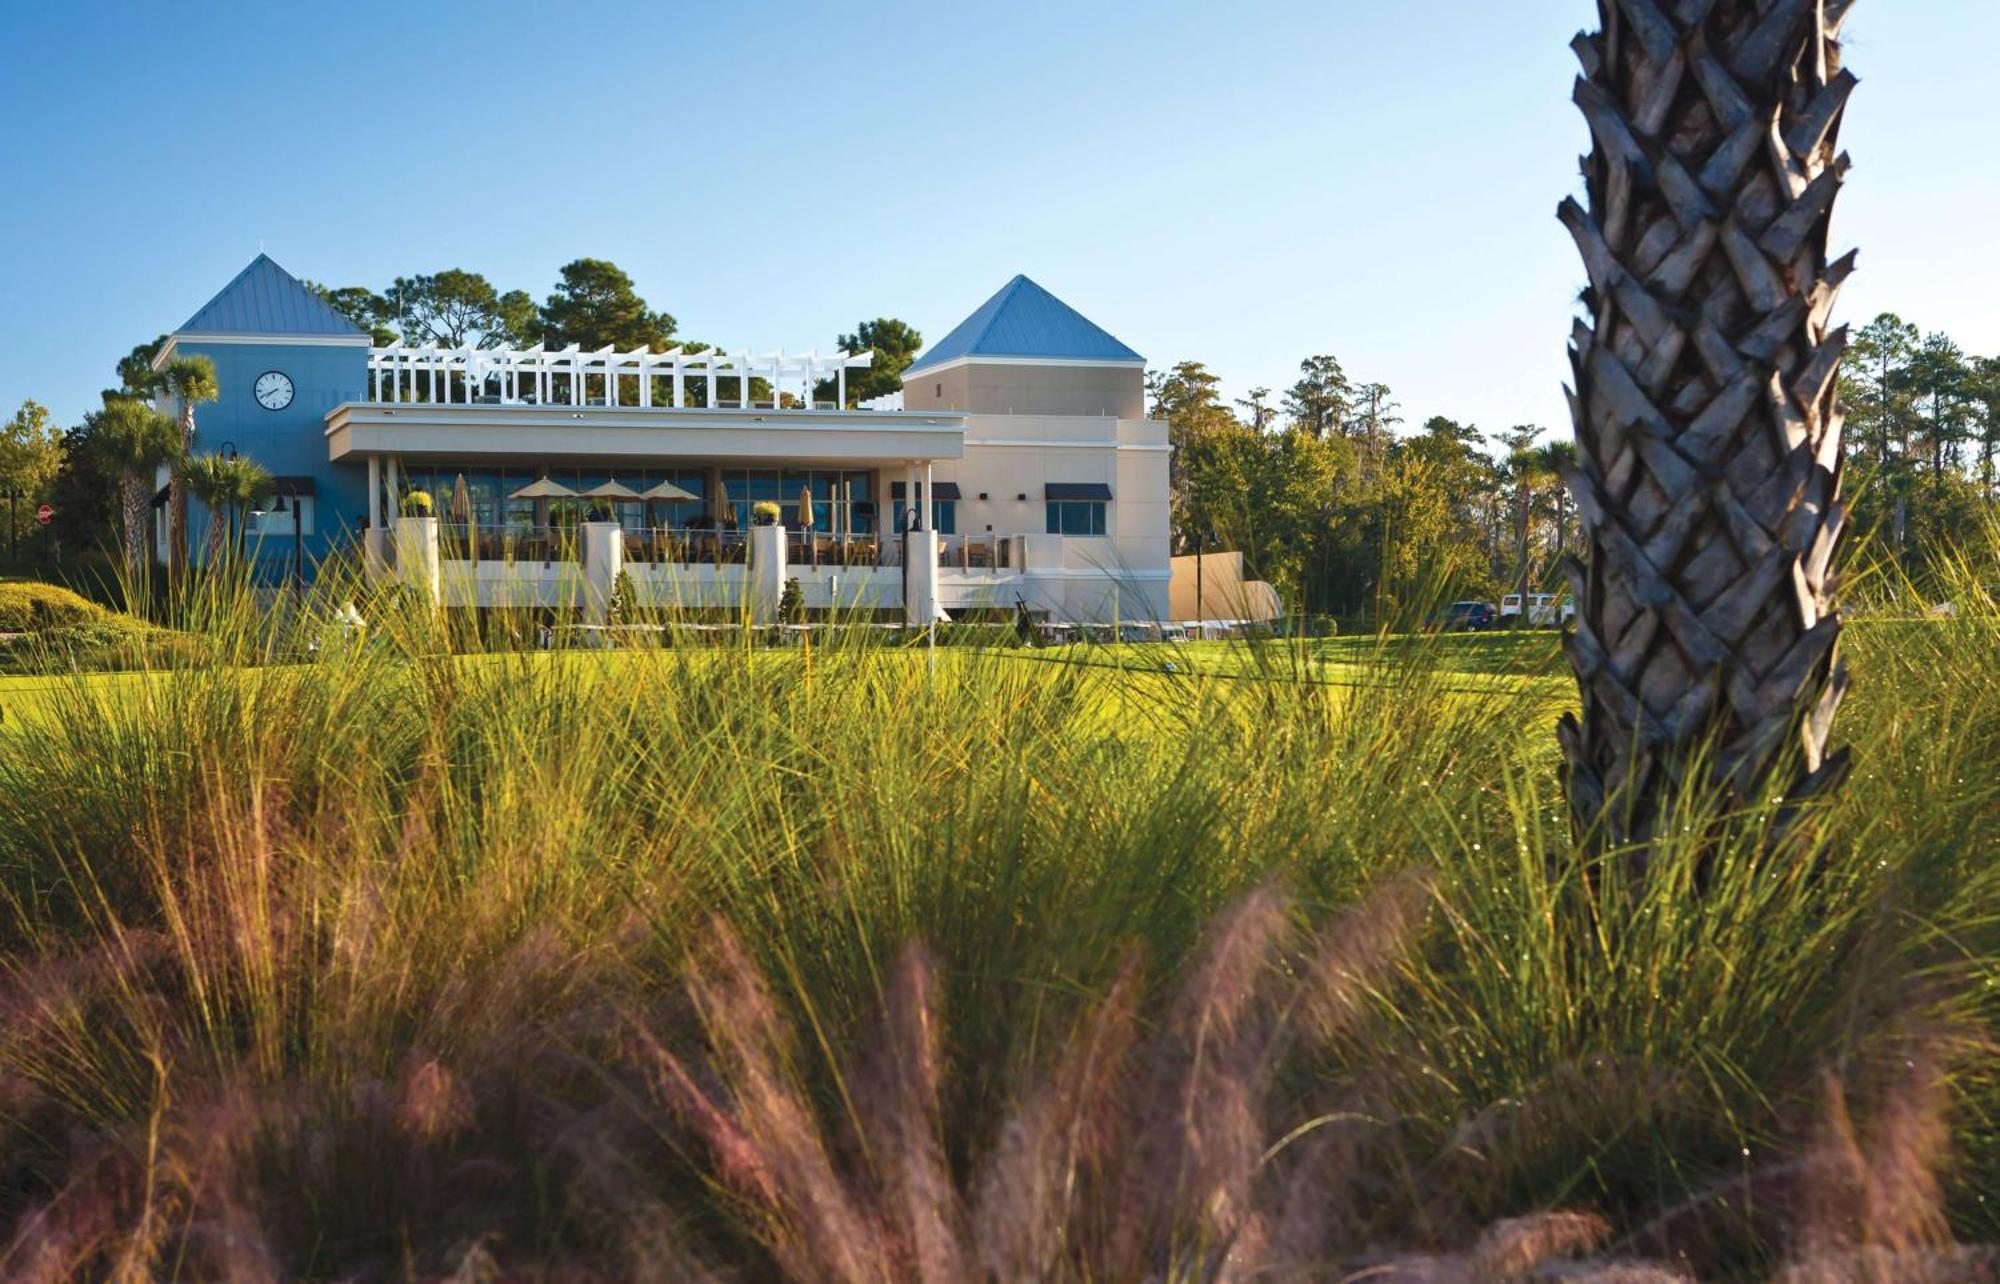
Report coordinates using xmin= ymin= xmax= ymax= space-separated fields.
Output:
xmin=1499 ymin=592 xmax=1573 ymax=626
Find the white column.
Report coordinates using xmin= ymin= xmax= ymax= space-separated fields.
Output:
xmin=837 ymin=365 xmax=846 ymax=409
xmin=394 ymin=515 xmax=440 ymax=609
xmin=367 ymin=455 xmax=382 ymax=529
xmin=903 ymin=463 xmax=918 ymax=531
xmin=922 ymin=461 xmax=933 ymax=532
xmin=905 ymin=529 xmax=939 ymax=627
xmin=673 ymin=363 xmax=685 ymax=408
xmin=747 ymin=522 xmax=787 ymax=625
xmin=581 ymin=521 xmax=624 ymax=625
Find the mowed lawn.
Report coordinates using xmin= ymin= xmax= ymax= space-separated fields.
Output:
xmin=0 ymin=629 xmax=1576 ymax=736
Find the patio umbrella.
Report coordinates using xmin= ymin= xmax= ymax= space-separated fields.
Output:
xmin=797 ymin=484 xmax=814 ymax=529
xmin=508 ymin=477 xmax=577 ymax=500
xmin=450 ymin=474 xmax=473 ymax=526
xmin=638 ymin=479 xmax=698 ymax=503
xmin=712 ymin=478 xmax=733 ymax=528
xmin=579 ymin=479 xmax=641 ymax=522
xmin=638 ymin=478 xmax=698 ymax=529
xmin=510 ymin=476 xmax=574 ymax=533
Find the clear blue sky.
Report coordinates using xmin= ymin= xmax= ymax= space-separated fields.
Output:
xmin=3 ymin=1 xmax=1994 ymax=441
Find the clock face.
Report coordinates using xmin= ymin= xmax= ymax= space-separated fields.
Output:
xmin=254 ymin=370 xmax=295 ymax=411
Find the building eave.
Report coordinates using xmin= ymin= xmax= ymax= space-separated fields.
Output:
xmin=902 ymin=354 xmax=1147 ymax=380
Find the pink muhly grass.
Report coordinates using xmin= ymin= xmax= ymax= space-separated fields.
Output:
xmin=1105 ymin=882 xmax=1292 ymax=1276
xmin=634 ymin=917 xmax=891 ymax=1282
xmin=969 ymin=950 xmax=1141 ymax=1281
xmin=849 ymin=942 xmax=970 ymax=1283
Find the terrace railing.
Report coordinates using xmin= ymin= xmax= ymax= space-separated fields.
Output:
xmin=438 ymin=524 xmax=580 ymax=564
xmin=624 ymin=527 xmax=749 ymax=566
xmin=368 ymin=342 xmax=878 ymax=412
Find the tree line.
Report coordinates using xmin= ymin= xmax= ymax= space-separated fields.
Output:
xmin=1156 ymin=355 xmax=1577 ymax=621
xmin=1160 ymin=311 xmax=2000 ymax=621
xmin=304 ymin=259 xmax=923 ymax=409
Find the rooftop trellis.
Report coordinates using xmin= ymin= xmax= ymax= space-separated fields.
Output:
xmin=367 ymin=343 xmax=877 ymax=410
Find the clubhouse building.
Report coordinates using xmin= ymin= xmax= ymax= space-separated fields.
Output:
xmin=151 ymin=257 xmax=1172 ymax=625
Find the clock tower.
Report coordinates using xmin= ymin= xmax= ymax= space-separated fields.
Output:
xmin=153 ymin=254 xmax=372 ymax=572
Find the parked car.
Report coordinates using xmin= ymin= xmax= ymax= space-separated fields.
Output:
xmin=1434 ymin=600 xmax=1498 ymax=631
xmin=1499 ymin=592 xmax=1575 ymax=626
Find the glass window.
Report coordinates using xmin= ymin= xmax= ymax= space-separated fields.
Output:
xmin=1044 ymin=501 xmax=1106 ymax=536
xmin=246 ymin=495 xmax=316 ymax=542
xmin=892 ymin=500 xmax=956 ymax=534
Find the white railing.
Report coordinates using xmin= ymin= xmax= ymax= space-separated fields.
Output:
xmin=367 ymin=342 xmax=875 ymax=411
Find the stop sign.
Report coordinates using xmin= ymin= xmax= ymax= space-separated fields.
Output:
xmin=35 ymin=504 xmax=53 ymax=526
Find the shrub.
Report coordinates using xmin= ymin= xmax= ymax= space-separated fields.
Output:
xmin=777 ymin=576 xmax=803 ymax=624
xmin=0 ymin=580 xmax=111 ymax=633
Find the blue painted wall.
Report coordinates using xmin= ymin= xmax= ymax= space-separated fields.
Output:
xmin=177 ymin=340 xmax=369 ymax=571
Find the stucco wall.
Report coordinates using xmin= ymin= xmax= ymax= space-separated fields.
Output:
xmin=174 ymin=339 xmax=371 ymax=562
xmin=904 ymin=361 xmax=1145 ymax=419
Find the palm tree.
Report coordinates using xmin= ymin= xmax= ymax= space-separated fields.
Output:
xmin=1535 ymin=440 xmax=1579 ymax=566
xmin=179 ymin=452 xmax=272 ymax=569
xmin=91 ymin=397 xmax=182 ymax=588
xmin=155 ymin=355 xmax=220 ymax=582
xmin=1505 ymin=445 xmax=1553 ymax=618
xmin=1558 ymin=3 xmax=1856 ymax=863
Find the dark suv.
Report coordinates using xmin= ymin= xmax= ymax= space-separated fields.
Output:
xmin=1436 ymin=600 xmax=1498 ymax=632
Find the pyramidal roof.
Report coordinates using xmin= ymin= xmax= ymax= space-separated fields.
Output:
xmin=905 ymin=275 xmax=1142 ymax=374
xmin=175 ymin=254 xmax=366 ymax=339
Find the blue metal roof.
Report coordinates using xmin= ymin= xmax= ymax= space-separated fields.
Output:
xmin=176 ymin=254 xmax=365 ymax=338
xmin=905 ymin=275 xmax=1142 ymax=374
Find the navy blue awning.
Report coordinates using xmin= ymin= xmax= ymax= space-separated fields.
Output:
xmin=1044 ymin=482 xmax=1113 ymax=501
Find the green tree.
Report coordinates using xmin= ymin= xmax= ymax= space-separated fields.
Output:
xmin=1907 ymin=332 xmax=1973 ymax=481
xmin=0 ymin=401 xmax=65 ymax=555
xmin=1282 ymin=355 xmax=1350 ymax=438
xmin=1150 ymin=361 xmax=1259 ymax=557
xmin=180 ymin=452 xmax=273 ymax=567
xmin=836 ymin=318 xmax=922 ymax=406
xmin=1841 ymin=314 xmax=1921 ymax=562
xmin=155 ymin=355 xmax=220 ymax=582
xmin=90 ymin=396 xmax=182 ymax=585
xmin=1235 ymin=387 xmax=1277 ymax=432
xmin=115 ymin=335 xmax=168 ymax=397
xmin=1495 ymin=427 xmax=1553 ymax=614
xmin=1970 ymin=356 xmax=2000 ymax=502
xmin=305 ymin=283 xmax=397 ymax=345
xmin=385 ymin=270 xmax=539 ymax=349
xmin=539 ymin=259 xmax=676 ymax=352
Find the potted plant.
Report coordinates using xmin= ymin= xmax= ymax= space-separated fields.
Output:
xmin=751 ymin=500 xmax=781 ymax=527
xmin=401 ymin=489 xmax=434 ymax=518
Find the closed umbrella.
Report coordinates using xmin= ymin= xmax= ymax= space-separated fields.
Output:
xmin=451 ymin=474 xmax=474 ymax=557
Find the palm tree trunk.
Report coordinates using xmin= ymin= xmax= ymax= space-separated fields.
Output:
xmin=1557 ymin=1 xmax=1856 ymax=865
xmin=205 ymin=498 xmax=228 ymax=571
xmin=1515 ymin=482 xmax=1532 ymax=615
xmin=169 ymin=402 xmax=193 ymax=583
xmin=120 ymin=469 xmax=151 ymax=589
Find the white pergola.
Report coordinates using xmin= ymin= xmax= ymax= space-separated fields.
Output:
xmin=366 ymin=342 xmax=876 ymax=411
